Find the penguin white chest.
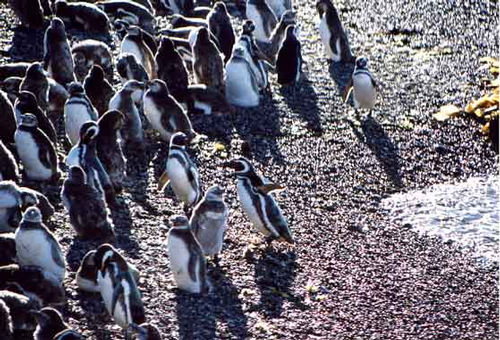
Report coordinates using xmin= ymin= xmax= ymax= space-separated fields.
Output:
xmin=97 ymin=268 xmax=115 ymax=312
xmin=353 ymin=74 xmax=376 ymax=109
xmin=143 ymin=95 xmax=169 ymax=140
xmin=14 ymin=131 xmax=53 ymax=180
xmin=65 ymin=102 xmax=94 ymax=145
xmin=112 ymin=279 xmax=132 ymax=328
xmin=319 ymin=16 xmax=339 ymax=61
xmin=167 ymin=234 xmax=202 ymax=293
xmin=237 ymin=181 xmax=270 ymax=236
xmin=167 ymin=156 xmax=197 ymax=205
xmin=121 ymin=40 xmax=144 ymax=68
xmin=225 ymin=61 xmax=259 ymax=108
xmin=246 ymin=5 xmax=268 ymax=42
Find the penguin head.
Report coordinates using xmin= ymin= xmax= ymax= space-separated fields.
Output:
xmin=26 ymin=62 xmax=45 ymax=80
xmin=355 ymin=57 xmax=368 ymax=69
xmin=18 ymin=91 xmax=38 ymax=108
xmin=89 ymin=65 xmax=105 ymax=81
xmin=242 ymin=20 xmax=255 ymax=34
xmin=170 ymin=215 xmax=189 ymax=228
xmin=128 ymin=322 xmax=162 ymax=340
xmin=20 ymin=191 xmax=39 ymax=210
xmin=68 ymin=82 xmax=85 ymax=96
xmin=124 ymin=79 xmax=145 ymax=93
xmin=224 ymin=157 xmax=253 ymax=175
xmin=31 ymin=307 xmax=66 ymax=331
xmin=21 ymin=206 xmax=43 ymax=224
xmin=19 ymin=113 xmax=39 ymax=128
xmin=170 ymin=132 xmax=189 ymax=148
xmin=316 ymin=0 xmax=334 ymax=17
xmin=285 ymin=25 xmax=297 ymax=39
xmin=94 ymin=243 xmax=117 ymax=271
xmin=146 ymin=79 xmax=168 ymax=95
xmin=68 ymin=166 xmax=87 ymax=184
xmin=50 ymin=17 xmax=66 ymax=34
xmin=0 ymin=76 xmax=22 ymax=95
xmin=213 ymin=1 xmax=228 ymax=14
xmin=205 ymin=185 xmax=224 ymax=201
xmin=54 ymin=0 xmax=69 ymax=15
xmin=99 ymin=110 xmax=125 ymax=131
xmin=280 ymin=10 xmax=296 ymax=25
xmin=196 ymin=28 xmax=210 ymax=44
xmin=159 ymin=37 xmax=175 ymax=53
xmin=126 ymin=25 xmax=143 ymax=38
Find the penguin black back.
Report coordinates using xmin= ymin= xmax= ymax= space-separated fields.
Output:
xmin=276 ymin=25 xmax=302 ymax=85
xmin=16 ymin=91 xmax=58 ymax=145
xmin=155 ymin=37 xmax=188 ymax=101
xmin=207 ymin=2 xmax=235 ymax=63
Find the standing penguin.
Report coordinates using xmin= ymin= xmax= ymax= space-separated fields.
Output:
xmin=14 ymin=91 xmax=58 ymax=145
xmin=158 ymin=132 xmax=201 ymax=210
xmin=0 ymin=90 xmax=16 ymax=145
xmin=276 ymin=25 xmax=302 ymax=85
xmin=14 ymin=114 xmax=59 ymax=182
xmin=155 ymin=37 xmax=189 ymax=101
xmin=267 ymin=10 xmax=296 ymax=61
xmin=245 ymin=0 xmax=277 ymax=43
xmin=15 ymin=207 xmax=66 ymax=283
xmin=189 ymin=185 xmax=228 ymax=260
xmin=121 ymin=25 xmax=156 ymax=80
xmin=72 ymin=39 xmax=114 ymax=82
xmin=344 ymin=57 xmax=377 ymax=113
xmin=83 ymin=65 xmax=116 ymax=116
xmin=108 ymin=80 xmax=145 ymax=149
xmin=0 ymin=141 xmax=19 ymax=183
xmin=32 ymin=307 xmax=78 ymax=340
xmin=143 ymin=80 xmax=195 ymax=142
xmin=127 ymin=323 xmax=162 ymax=340
xmin=64 ymin=82 xmax=99 ymax=146
xmin=316 ymin=0 xmax=354 ymax=63
xmin=96 ymin=110 xmax=126 ymax=193
xmin=61 ymin=166 xmax=115 ymax=241
xmin=225 ymin=46 xmax=260 ymax=108
xmin=20 ymin=63 xmax=49 ymax=112
xmin=116 ymin=53 xmax=150 ymax=85
xmin=225 ymin=157 xmax=294 ymax=244
xmin=167 ymin=215 xmax=208 ymax=294
xmin=192 ymin=28 xmax=225 ymax=94
xmin=43 ymin=18 xmax=75 ymax=88
xmin=207 ymin=2 xmax=235 ymax=63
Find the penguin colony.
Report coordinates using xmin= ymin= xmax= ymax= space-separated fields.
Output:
xmin=0 ymin=0 xmax=377 ymax=337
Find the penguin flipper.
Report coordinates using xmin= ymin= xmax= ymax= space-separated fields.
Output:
xmin=111 ymin=280 xmax=124 ymax=317
xmin=258 ymin=183 xmax=285 ymax=194
xmin=157 ymin=171 xmax=170 ymax=191
xmin=343 ymin=78 xmax=353 ymax=103
xmin=49 ymin=238 xmax=65 ymax=268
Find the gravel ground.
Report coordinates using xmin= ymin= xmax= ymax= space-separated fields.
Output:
xmin=0 ymin=0 xmax=499 ymax=339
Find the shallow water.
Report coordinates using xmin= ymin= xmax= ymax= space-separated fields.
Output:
xmin=382 ymin=176 xmax=499 ymax=264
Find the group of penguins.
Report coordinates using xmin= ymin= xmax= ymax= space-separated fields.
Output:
xmin=0 ymin=0 xmax=377 ymax=338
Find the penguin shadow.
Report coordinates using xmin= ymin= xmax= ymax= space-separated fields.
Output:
xmin=328 ymin=61 xmax=355 ymax=96
xmin=279 ymin=78 xmax=323 ymax=134
xmin=190 ymin=113 xmax=234 ymax=145
xmin=110 ymin=195 xmax=141 ymax=254
xmin=173 ymin=290 xmax=217 ymax=340
xmin=254 ymin=248 xmax=304 ymax=318
xmin=346 ymin=113 xmax=403 ymax=188
xmin=8 ymin=24 xmax=47 ymax=61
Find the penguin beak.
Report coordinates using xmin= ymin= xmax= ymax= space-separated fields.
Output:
xmin=157 ymin=172 xmax=170 ymax=191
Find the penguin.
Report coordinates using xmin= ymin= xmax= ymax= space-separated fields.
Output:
xmin=83 ymin=65 xmax=116 ymax=116
xmin=14 ymin=91 xmax=58 ymax=145
xmin=266 ymin=0 xmax=292 ymax=19
xmin=96 ymin=110 xmax=127 ymax=193
xmin=171 ymin=14 xmax=207 ymax=29
xmin=155 ymin=37 xmax=189 ymax=101
xmin=47 ymin=77 xmax=70 ymax=114
xmin=245 ymin=0 xmax=277 ymax=43
xmin=0 ymin=233 xmax=16 ymax=266
xmin=343 ymin=57 xmax=377 ymax=112
xmin=18 ymin=186 xmax=55 ymax=222
xmin=32 ymin=307 xmax=71 ymax=340
xmin=72 ymin=39 xmax=114 ymax=82
xmin=0 ymin=90 xmax=16 ymax=145
xmin=0 ymin=181 xmax=38 ymax=232
xmin=0 ymin=141 xmax=19 ymax=183
xmin=225 ymin=157 xmax=294 ymax=244
xmin=127 ymin=322 xmax=162 ymax=340
xmin=116 ymin=53 xmax=150 ymax=85
xmin=192 ymin=27 xmax=225 ymax=94
xmin=97 ymin=0 xmax=156 ymax=34
xmin=14 ymin=114 xmax=59 ymax=182
xmin=184 ymin=84 xmax=234 ymax=115
xmin=207 ymin=2 xmax=235 ymax=63
xmin=53 ymin=329 xmax=85 ymax=339
xmin=167 ymin=215 xmax=208 ymax=294
xmin=43 ymin=18 xmax=75 ymax=88
xmin=94 ymin=244 xmax=145 ymax=329
xmin=64 ymin=82 xmax=99 ymax=146
xmin=66 ymin=122 xmax=116 ymax=206
xmin=0 ymin=264 xmax=66 ymax=306
xmin=54 ymin=0 xmax=111 ymax=35
xmin=8 ymin=0 xmax=45 ymax=29
xmin=115 ymin=20 xmax=158 ymax=55
xmin=267 ymin=10 xmax=296 ymax=61
xmin=108 ymin=80 xmax=145 ymax=148
xmin=276 ymin=25 xmax=302 ymax=85
xmin=189 ymin=185 xmax=228 ymax=259
xmin=225 ymin=45 xmax=260 ymax=108
xmin=61 ymin=166 xmax=115 ymax=241
xmin=0 ymin=290 xmax=39 ymax=332
xmin=157 ymin=132 xmax=201 ymax=210
xmin=143 ymin=80 xmax=195 ymax=142
xmin=15 ymin=207 xmax=66 ymax=283
xmin=1 ymin=77 xmax=22 ymax=105
xmin=19 ymin=63 xmax=50 ymax=112
xmin=120 ymin=25 xmax=157 ymax=79
xmin=0 ymin=298 xmax=13 ymax=340
xmin=0 ymin=62 xmax=30 ymax=82
xmin=316 ymin=0 xmax=354 ymax=63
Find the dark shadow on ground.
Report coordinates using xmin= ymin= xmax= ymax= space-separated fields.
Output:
xmin=346 ymin=113 xmax=403 ymax=188
xmin=173 ymin=290 xmax=216 ymax=340
xmin=329 ymin=61 xmax=355 ymax=96
xmin=111 ymin=195 xmax=141 ymax=256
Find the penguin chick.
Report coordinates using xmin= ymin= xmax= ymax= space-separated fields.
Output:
xmin=108 ymin=80 xmax=145 ymax=148
xmin=143 ymin=79 xmax=195 ymax=142
xmin=18 ymin=186 xmax=55 ymax=222
xmin=15 ymin=207 xmax=66 ymax=283
xmin=0 ymin=181 xmax=37 ymax=232
xmin=343 ymin=57 xmax=377 ymax=112
xmin=47 ymin=77 xmax=70 ymax=114
xmin=0 ymin=298 xmax=13 ymax=340
xmin=61 ymin=166 xmax=115 ymax=241
xmin=246 ymin=0 xmax=277 ymax=43
xmin=276 ymin=25 xmax=302 ymax=85
xmin=316 ymin=0 xmax=354 ymax=63
xmin=20 ymin=63 xmax=49 ymax=112
xmin=0 ymin=62 xmax=30 ymax=82
xmin=189 ymin=185 xmax=228 ymax=258
xmin=55 ymin=0 xmax=111 ymax=35
xmin=267 ymin=10 xmax=296 ymax=62
xmin=32 ymin=307 xmax=69 ymax=340
xmin=14 ymin=91 xmax=58 ymax=145
xmin=225 ymin=157 xmax=293 ymax=244
xmin=96 ymin=110 xmax=127 ymax=193
xmin=0 ymin=290 xmax=39 ymax=332
xmin=1 ymin=77 xmax=22 ymax=105
xmin=116 ymin=53 xmax=149 ymax=85
xmin=207 ymin=2 xmax=235 ymax=63
xmin=115 ymin=20 xmax=158 ymax=54
xmin=121 ymin=25 xmax=156 ymax=80
xmin=225 ymin=46 xmax=260 ymax=108
xmin=95 ymin=244 xmax=145 ymax=329
xmin=8 ymin=0 xmax=45 ymax=29
xmin=97 ymin=0 xmax=156 ymax=34
xmin=43 ymin=18 xmax=75 ymax=88
xmin=192 ymin=27 xmax=225 ymax=94
xmin=72 ymin=39 xmax=114 ymax=82
xmin=127 ymin=322 xmax=162 ymax=340
xmin=167 ymin=215 xmax=209 ymax=294
xmin=155 ymin=37 xmax=189 ymax=102
xmin=14 ymin=114 xmax=59 ymax=182
xmin=158 ymin=132 xmax=201 ymax=210
xmin=83 ymin=65 xmax=115 ymax=116
xmin=64 ymin=82 xmax=99 ymax=145
xmin=0 ymin=141 xmax=20 ymax=183
xmin=184 ymin=84 xmax=234 ymax=115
